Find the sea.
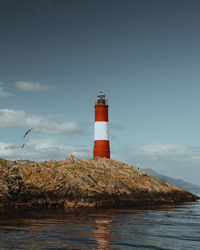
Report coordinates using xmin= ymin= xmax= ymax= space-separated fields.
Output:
xmin=0 ymin=190 xmax=199 ymax=250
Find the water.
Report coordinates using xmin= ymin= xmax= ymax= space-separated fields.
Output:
xmin=0 ymin=197 xmax=199 ymax=249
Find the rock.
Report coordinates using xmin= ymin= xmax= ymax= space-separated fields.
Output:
xmin=137 ymin=170 xmax=147 ymax=177
xmin=0 ymin=157 xmax=198 ymax=210
xmin=10 ymin=165 xmax=19 ymax=172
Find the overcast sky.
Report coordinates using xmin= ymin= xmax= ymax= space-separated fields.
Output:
xmin=1 ymin=0 xmax=200 ymax=185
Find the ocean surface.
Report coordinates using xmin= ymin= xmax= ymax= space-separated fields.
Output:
xmin=0 ymin=191 xmax=199 ymax=250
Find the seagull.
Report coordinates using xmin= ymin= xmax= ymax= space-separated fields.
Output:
xmin=23 ymin=128 xmax=33 ymax=138
xmin=17 ymin=143 xmax=25 ymax=149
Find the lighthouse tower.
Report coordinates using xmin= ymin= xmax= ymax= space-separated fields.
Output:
xmin=93 ymin=91 xmax=110 ymax=158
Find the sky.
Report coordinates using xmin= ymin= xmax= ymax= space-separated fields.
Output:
xmin=1 ymin=0 xmax=200 ymax=185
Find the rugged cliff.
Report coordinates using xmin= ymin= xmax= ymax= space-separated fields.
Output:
xmin=0 ymin=156 xmax=198 ymax=210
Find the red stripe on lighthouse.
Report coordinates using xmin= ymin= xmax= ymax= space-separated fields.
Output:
xmin=95 ymin=104 xmax=108 ymax=121
xmin=93 ymin=140 xmax=110 ymax=158
xmin=93 ymin=92 xmax=110 ymax=158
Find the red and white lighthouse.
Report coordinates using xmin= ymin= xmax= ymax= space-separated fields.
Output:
xmin=93 ymin=91 xmax=110 ymax=158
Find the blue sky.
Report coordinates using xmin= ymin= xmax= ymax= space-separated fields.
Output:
xmin=1 ymin=0 xmax=200 ymax=185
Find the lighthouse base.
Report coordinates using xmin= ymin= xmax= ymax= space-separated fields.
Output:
xmin=93 ymin=140 xmax=110 ymax=158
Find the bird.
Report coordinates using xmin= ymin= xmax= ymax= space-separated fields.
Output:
xmin=17 ymin=143 xmax=25 ymax=149
xmin=23 ymin=128 xmax=33 ymax=138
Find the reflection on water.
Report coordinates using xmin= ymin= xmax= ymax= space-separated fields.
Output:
xmin=92 ymin=215 xmax=113 ymax=250
xmin=0 ymin=200 xmax=199 ymax=249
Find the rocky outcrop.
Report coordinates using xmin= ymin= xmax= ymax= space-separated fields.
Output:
xmin=0 ymin=157 xmax=198 ymax=210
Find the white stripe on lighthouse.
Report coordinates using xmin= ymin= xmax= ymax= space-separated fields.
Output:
xmin=94 ymin=122 xmax=109 ymax=140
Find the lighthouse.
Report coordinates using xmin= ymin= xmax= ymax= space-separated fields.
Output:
xmin=93 ymin=91 xmax=110 ymax=158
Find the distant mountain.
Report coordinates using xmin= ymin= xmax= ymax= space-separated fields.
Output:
xmin=143 ymin=168 xmax=200 ymax=196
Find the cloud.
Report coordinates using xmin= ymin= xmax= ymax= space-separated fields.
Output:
xmin=0 ymin=138 xmax=91 ymax=161
xmin=0 ymin=82 xmax=13 ymax=97
xmin=15 ymin=81 xmax=53 ymax=91
xmin=110 ymin=123 xmax=125 ymax=130
xmin=118 ymin=144 xmax=200 ymax=185
xmin=0 ymin=109 xmax=82 ymax=135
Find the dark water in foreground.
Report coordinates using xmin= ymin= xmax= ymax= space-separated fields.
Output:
xmin=0 ymin=199 xmax=199 ymax=249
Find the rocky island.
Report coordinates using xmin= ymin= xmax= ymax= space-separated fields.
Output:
xmin=0 ymin=156 xmax=198 ymax=210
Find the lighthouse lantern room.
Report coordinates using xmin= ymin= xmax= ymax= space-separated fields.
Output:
xmin=93 ymin=91 xmax=110 ymax=158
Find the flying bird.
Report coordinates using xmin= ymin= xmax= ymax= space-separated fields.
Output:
xmin=23 ymin=128 xmax=33 ymax=138
xmin=17 ymin=143 xmax=25 ymax=149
